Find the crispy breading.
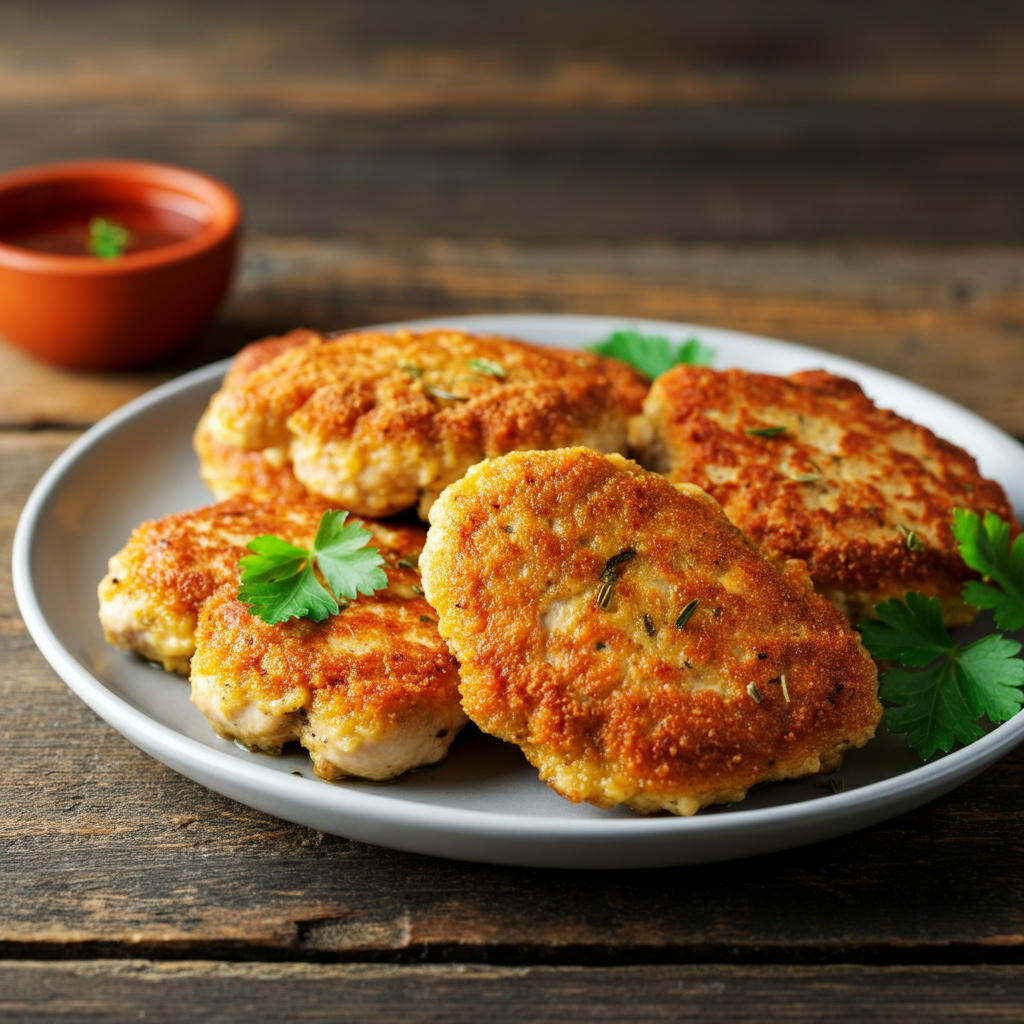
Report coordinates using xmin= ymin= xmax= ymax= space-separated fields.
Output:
xmin=98 ymin=496 xmax=466 ymax=780
xmin=421 ymin=448 xmax=881 ymax=816
xmin=191 ymin=584 xmax=465 ymax=782
xmin=198 ymin=328 xmax=649 ymax=518
xmin=195 ymin=329 xmax=319 ymax=503
xmin=631 ymin=366 xmax=1018 ymax=625
xmin=98 ymin=496 xmax=334 ymax=674
xmin=195 ymin=407 xmax=310 ymax=504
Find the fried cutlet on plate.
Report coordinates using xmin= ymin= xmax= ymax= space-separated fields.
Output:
xmin=98 ymin=496 xmax=466 ymax=780
xmin=421 ymin=447 xmax=881 ymax=817
xmin=194 ymin=329 xmax=316 ymax=504
xmin=197 ymin=327 xmax=649 ymax=519
xmin=630 ymin=366 xmax=1018 ymax=625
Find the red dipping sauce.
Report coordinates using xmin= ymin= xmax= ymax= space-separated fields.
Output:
xmin=0 ymin=201 xmax=203 ymax=257
xmin=0 ymin=159 xmax=240 ymax=369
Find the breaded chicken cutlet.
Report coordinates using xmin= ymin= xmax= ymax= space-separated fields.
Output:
xmin=98 ymin=496 xmax=467 ymax=780
xmin=194 ymin=329 xmax=317 ymax=504
xmin=421 ymin=448 xmax=881 ymax=817
xmin=631 ymin=366 xmax=1017 ymax=625
xmin=196 ymin=327 xmax=649 ymax=519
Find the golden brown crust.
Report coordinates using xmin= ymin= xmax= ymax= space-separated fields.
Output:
xmin=194 ymin=329 xmax=322 ymax=502
xmin=98 ymin=496 xmax=337 ymax=671
xmin=192 ymin=584 xmax=465 ymax=781
xmin=421 ymin=448 xmax=881 ymax=816
xmin=221 ymin=327 xmax=322 ymax=390
xmin=632 ymin=366 xmax=1018 ymax=624
xmin=194 ymin=408 xmax=311 ymax=503
xmin=198 ymin=328 xmax=650 ymax=518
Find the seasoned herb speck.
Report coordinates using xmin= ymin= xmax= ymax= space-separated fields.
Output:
xmin=675 ymin=599 xmax=699 ymax=629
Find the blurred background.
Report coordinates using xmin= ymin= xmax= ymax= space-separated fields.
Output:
xmin=1 ymin=0 xmax=1023 ymax=431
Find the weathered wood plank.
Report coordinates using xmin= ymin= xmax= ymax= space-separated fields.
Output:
xmin=3 ymin=240 xmax=1022 ymax=437
xmin=2 ymin=963 xmax=1024 ymax=1024
xmin=2 ymin=103 xmax=1022 ymax=245
xmin=0 ymin=431 xmax=78 ymax=619
xmin=0 ymin=0 xmax=1022 ymax=107
xmin=3 ymin=689 xmax=1022 ymax=965
xmin=2 ymin=4 xmax=1021 ymax=246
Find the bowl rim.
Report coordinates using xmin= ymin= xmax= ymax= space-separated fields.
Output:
xmin=0 ymin=159 xmax=240 ymax=276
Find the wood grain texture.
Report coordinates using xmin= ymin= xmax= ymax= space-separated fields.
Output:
xmin=3 ymin=435 xmax=1024 ymax=963
xmin=0 ymin=0 xmax=1022 ymax=107
xmin=0 ymin=4 xmax=1022 ymax=246
xmin=2 ymin=104 xmax=1021 ymax=246
xmin=3 ymin=963 xmax=1024 ymax=1024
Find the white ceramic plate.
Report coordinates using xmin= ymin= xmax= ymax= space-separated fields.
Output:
xmin=13 ymin=314 xmax=1024 ymax=869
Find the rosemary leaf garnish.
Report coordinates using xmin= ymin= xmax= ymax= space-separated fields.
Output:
xmin=411 ymin=584 xmax=425 ymax=596
xmin=420 ymin=615 xmax=434 ymax=623
xmin=599 ymin=548 xmax=637 ymax=583
xmin=643 ymin=613 xmax=656 ymax=637
xmin=396 ymin=556 xmax=420 ymax=571
xmin=793 ymin=472 xmax=821 ymax=483
xmin=401 ymin=363 xmax=423 ymax=378
xmin=597 ymin=582 xmax=614 ymax=609
xmin=781 ymin=673 xmax=791 ymax=702
xmin=423 ymin=382 xmax=467 ymax=402
xmin=746 ymin=425 xmax=787 ymax=438
xmin=746 ymin=682 xmax=763 ymax=704
xmin=675 ymin=598 xmax=699 ymax=629
xmin=466 ymin=358 xmax=506 ymax=379
xmin=829 ymin=777 xmax=845 ymax=794
xmin=897 ymin=524 xmax=924 ymax=552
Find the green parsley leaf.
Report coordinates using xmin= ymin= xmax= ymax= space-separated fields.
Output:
xmin=312 ymin=510 xmax=389 ymax=600
xmin=860 ymin=591 xmax=951 ymax=666
xmin=238 ymin=510 xmax=387 ymax=624
xmin=953 ymin=508 xmax=1024 ymax=631
xmin=860 ymin=592 xmax=1024 ymax=759
xmin=87 ymin=217 xmax=132 ymax=259
xmin=587 ymin=329 xmax=714 ymax=378
xmin=238 ymin=561 xmax=340 ymax=625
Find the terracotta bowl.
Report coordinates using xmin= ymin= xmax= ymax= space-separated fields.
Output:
xmin=0 ymin=160 xmax=240 ymax=370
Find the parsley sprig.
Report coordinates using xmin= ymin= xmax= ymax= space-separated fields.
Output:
xmin=588 ymin=329 xmax=714 ymax=378
xmin=954 ymin=508 xmax=1024 ymax=631
xmin=859 ymin=510 xmax=1024 ymax=759
xmin=87 ymin=217 xmax=132 ymax=259
xmin=238 ymin=510 xmax=388 ymax=625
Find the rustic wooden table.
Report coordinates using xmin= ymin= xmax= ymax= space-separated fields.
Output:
xmin=2 ymin=3 xmax=1024 ymax=1020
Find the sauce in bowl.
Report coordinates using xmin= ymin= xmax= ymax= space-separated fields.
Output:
xmin=0 ymin=201 xmax=205 ymax=257
xmin=0 ymin=159 xmax=239 ymax=369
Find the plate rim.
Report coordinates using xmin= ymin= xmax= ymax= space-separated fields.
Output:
xmin=13 ymin=312 xmax=1024 ymax=867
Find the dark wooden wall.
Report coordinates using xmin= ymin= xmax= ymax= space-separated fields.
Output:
xmin=2 ymin=0 xmax=1022 ymax=245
